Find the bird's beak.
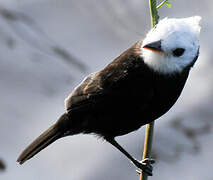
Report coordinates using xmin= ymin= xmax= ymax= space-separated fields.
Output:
xmin=143 ymin=40 xmax=163 ymax=53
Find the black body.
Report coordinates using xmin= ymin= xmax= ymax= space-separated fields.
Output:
xmin=17 ymin=40 xmax=196 ymax=166
xmin=63 ymin=40 xmax=190 ymax=137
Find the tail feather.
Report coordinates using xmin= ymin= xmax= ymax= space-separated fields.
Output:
xmin=17 ymin=124 xmax=62 ymax=165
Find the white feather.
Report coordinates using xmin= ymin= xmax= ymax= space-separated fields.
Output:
xmin=141 ymin=16 xmax=201 ymax=74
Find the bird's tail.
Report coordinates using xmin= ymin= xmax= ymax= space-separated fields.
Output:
xmin=17 ymin=113 xmax=69 ymax=165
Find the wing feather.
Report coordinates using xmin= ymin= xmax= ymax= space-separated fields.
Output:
xmin=65 ymin=40 xmax=153 ymax=112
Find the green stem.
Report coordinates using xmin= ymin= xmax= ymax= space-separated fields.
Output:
xmin=157 ymin=0 xmax=168 ymax=10
xmin=149 ymin=0 xmax=159 ymax=27
xmin=140 ymin=1 xmax=159 ymax=180
xmin=140 ymin=122 xmax=155 ymax=180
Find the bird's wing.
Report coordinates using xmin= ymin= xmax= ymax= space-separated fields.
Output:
xmin=65 ymin=40 xmax=153 ymax=112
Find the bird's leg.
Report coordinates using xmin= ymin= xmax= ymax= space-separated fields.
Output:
xmin=106 ymin=138 xmax=154 ymax=176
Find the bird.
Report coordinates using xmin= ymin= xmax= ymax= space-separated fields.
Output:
xmin=17 ymin=16 xmax=201 ymax=176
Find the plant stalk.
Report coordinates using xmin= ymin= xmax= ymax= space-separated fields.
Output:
xmin=140 ymin=0 xmax=159 ymax=180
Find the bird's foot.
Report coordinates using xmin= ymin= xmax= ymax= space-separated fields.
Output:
xmin=134 ymin=158 xmax=155 ymax=176
xmin=141 ymin=158 xmax=155 ymax=165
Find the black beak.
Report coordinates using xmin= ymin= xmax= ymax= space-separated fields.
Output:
xmin=143 ymin=40 xmax=163 ymax=52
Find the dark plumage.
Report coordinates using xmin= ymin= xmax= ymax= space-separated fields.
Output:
xmin=64 ymin=41 xmax=191 ymax=138
xmin=17 ymin=16 xmax=201 ymax=176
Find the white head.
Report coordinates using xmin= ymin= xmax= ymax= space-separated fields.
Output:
xmin=141 ymin=16 xmax=201 ymax=74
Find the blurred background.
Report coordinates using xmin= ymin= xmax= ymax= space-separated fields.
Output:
xmin=0 ymin=0 xmax=212 ymax=180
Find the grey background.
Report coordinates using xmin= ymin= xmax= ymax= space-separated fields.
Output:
xmin=0 ymin=0 xmax=212 ymax=180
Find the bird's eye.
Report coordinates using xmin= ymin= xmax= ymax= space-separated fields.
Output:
xmin=172 ymin=48 xmax=185 ymax=57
